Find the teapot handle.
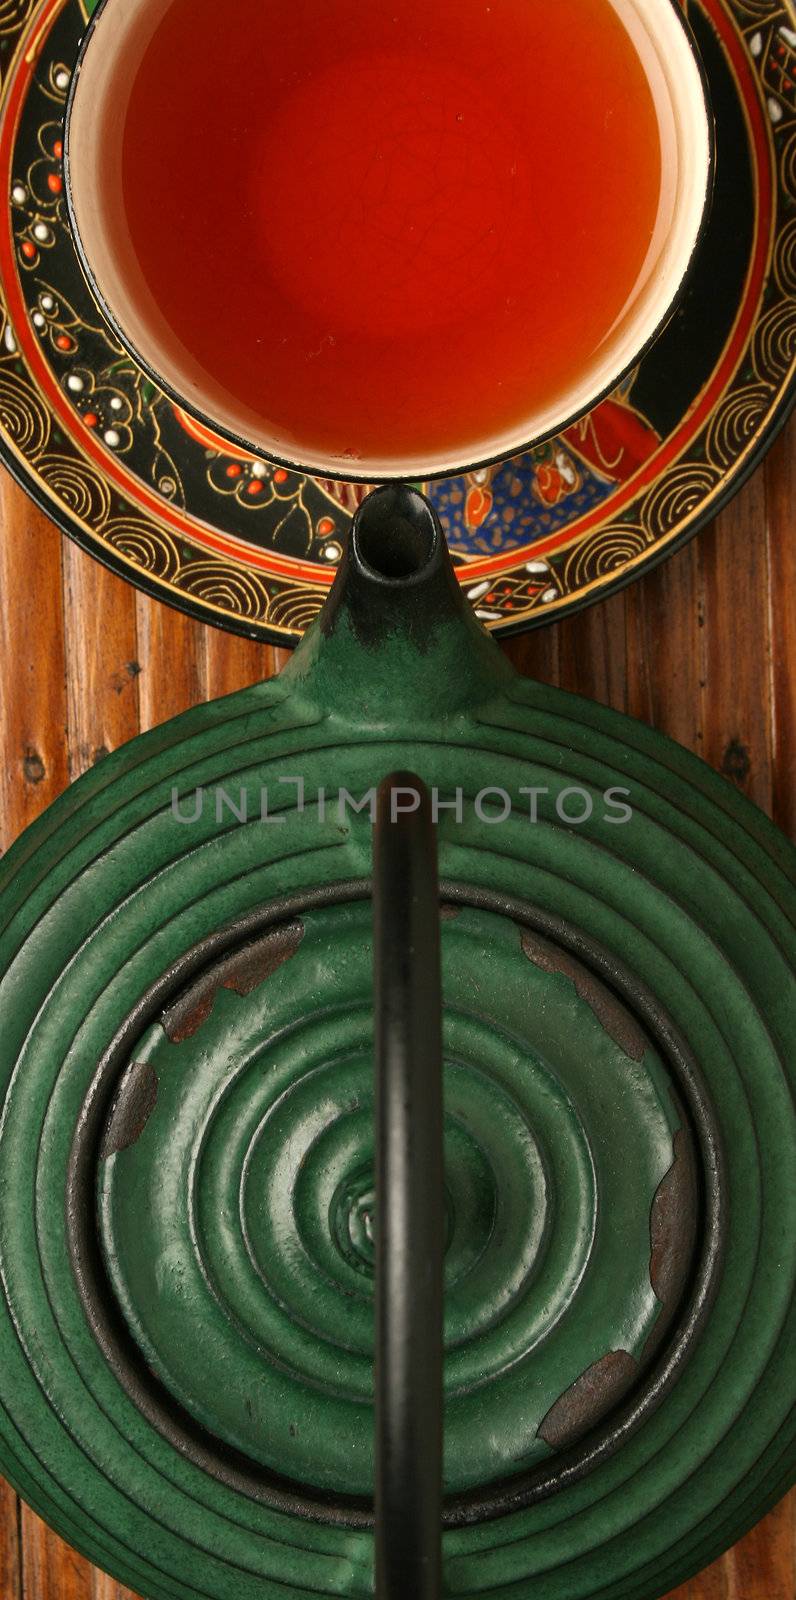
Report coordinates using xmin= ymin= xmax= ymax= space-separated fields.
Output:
xmin=373 ymin=772 xmax=444 ymax=1600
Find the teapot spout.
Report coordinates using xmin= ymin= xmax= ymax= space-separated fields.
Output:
xmin=282 ymin=486 xmax=514 ymax=726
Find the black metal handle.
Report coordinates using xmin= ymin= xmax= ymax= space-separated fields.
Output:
xmin=373 ymin=772 xmax=444 ymax=1600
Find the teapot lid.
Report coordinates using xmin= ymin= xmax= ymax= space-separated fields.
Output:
xmin=83 ymin=890 xmax=701 ymax=1509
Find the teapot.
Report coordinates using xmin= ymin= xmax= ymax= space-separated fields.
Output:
xmin=0 ymin=486 xmax=793 ymax=1600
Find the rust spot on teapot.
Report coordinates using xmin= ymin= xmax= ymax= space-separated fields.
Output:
xmin=538 ymin=1350 xmax=640 ymax=1451
xmin=100 ymin=1061 xmax=159 ymax=1159
xmin=162 ymin=920 xmax=305 ymax=1042
xmin=520 ymin=929 xmax=648 ymax=1061
xmin=649 ymin=1126 xmax=699 ymax=1312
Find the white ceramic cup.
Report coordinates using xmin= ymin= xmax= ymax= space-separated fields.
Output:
xmin=65 ymin=0 xmax=713 ymax=481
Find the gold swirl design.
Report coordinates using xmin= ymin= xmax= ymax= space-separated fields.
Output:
xmin=177 ymin=560 xmax=270 ymax=621
xmin=563 ymin=525 xmax=651 ymax=591
xmin=734 ymin=0 xmax=783 ymax=14
xmin=640 ymin=464 xmax=722 ymax=536
xmin=706 ymin=385 xmax=772 ymax=468
xmin=773 ymin=217 xmax=796 ymax=296
xmin=104 ymin=518 xmax=181 ymax=581
xmin=42 ymin=60 xmax=72 ymax=103
xmin=37 ymin=452 xmax=111 ymax=525
xmin=0 ymin=369 xmax=50 ymax=457
xmin=266 ymin=585 xmax=326 ymax=632
xmin=0 ymin=0 xmax=35 ymax=35
xmin=783 ymin=129 xmax=796 ymax=202
xmin=752 ymin=301 xmax=796 ymax=381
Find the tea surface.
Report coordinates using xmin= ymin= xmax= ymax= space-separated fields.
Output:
xmin=119 ymin=0 xmax=665 ymax=471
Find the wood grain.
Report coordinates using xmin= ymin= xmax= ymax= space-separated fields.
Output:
xmin=765 ymin=426 xmax=796 ymax=839
xmin=698 ymin=460 xmax=774 ymax=815
xmin=0 ymin=418 xmax=794 ymax=1599
xmin=19 ymin=1506 xmax=94 ymax=1600
xmin=61 ymin=537 xmax=140 ymax=781
xmin=624 ymin=533 xmax=704 ymax=753
xmin=0 ymin=1479 xmax=21 ymax=1600
xmin=0 ymin=474 xmax=69 ymax=854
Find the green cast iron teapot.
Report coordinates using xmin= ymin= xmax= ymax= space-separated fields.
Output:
xmin=0 ymin=487 xmax=793 ymax=1600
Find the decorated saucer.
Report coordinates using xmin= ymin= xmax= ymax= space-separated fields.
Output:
xmin=0 ymin=0 xmax=794 ymax=644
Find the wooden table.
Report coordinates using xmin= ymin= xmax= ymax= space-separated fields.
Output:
xmin=0 ymin=422 xmax=794 ymax=1600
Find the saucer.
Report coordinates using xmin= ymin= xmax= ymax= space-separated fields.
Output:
xmin=0 ymin=0 xmax=794 ymax=644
